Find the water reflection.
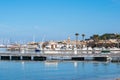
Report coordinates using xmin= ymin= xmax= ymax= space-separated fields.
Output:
xmin=101 ymin=61 xmax=110 ymax=66
xmin=44 ymin=61 xmax=58 ymax=70
xmin=74 ymin=61 xmax=78 ymax=68
xmin=21 ymin=61 xmax=25 ymax=70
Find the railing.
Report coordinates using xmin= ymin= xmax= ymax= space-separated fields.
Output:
xmin=1 ymin=49 xmax=120 ymax=54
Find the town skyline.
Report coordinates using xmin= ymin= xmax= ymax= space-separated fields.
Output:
xmin=0 ymin=33 xmax=120 ymax=44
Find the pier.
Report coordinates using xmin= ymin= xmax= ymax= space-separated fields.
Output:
xmin=0 ymin=52 xmax=120 ymax=62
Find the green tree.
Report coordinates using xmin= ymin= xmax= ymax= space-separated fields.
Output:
xmin=75 ymin=33 xmax=79 ymax=48
xmin=82 ymin=34 xmax=85 ymax=41
xmin=93 ymin=34 xmax=99 ymax=47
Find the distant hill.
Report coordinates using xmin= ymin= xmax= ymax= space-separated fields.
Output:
xmin=90 ymin=33 xmax=120 ymax=40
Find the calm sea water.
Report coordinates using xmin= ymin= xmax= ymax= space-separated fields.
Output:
xmin=0 ymin=61 xmax=120 ymax=80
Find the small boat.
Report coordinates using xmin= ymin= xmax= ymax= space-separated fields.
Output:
xmin=35 ymin=44 xmax=41 ymax=52
xmin=35 ymin=49 xmax=41 ymax=52
xmin=101 ymin=50 xmax=110 ymax=54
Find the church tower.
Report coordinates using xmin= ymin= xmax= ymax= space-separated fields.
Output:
xmin=67 ymin=36 xmax=71 ymax=44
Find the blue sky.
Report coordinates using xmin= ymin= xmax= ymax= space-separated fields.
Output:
xmin=0 ymin=0 xmax=120 ymax=42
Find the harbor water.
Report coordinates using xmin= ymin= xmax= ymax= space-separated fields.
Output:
xmin=0 ymin=61 xmax=120 ymax=80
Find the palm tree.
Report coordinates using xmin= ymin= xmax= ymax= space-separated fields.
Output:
xmin=82 ymin=34 xmax=85 ymax=41
xmin=93 ymin=34 xmax=99 ymax=47
xmin=75 ymin=33 xmax=79 ymax=48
